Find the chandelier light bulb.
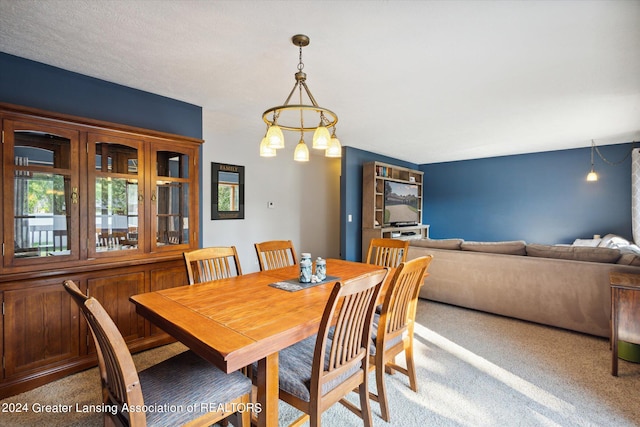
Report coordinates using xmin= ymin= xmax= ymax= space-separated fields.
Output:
xmin=312 ymin=125 xmax=331 ymax=149
xmin=266 ymin=125 xmax=285 ymax=149
xmin=293 ymin=139 xmax=310 ymax=162
xmin=587 ymin=140 xmax=598 ymax=182
xmin=259 ymin=137 xmax=276 ymax=157
xmin=325 ymin=135 xmax=342 ymax=158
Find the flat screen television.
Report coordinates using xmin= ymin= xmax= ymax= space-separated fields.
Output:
xmin=384 ymin=181 xmax=420 ymax=226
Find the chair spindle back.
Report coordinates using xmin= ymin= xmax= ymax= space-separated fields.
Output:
xmin=254 ymin=240 xmax=298 ymax=271
xmin=312 ymin=269 xmax=388 ymax=398
xmin=366 ymin=238 xmax=409 ymax=268
xmin=382 ymin=255 xmax=433 ymax=340
xmin=183 ymin=246 xmax=242 ymax=285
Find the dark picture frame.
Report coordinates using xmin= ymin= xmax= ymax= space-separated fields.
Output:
xmin=211 ymin=162 xmax=245 ymax=220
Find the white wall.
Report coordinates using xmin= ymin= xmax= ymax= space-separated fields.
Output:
xmin=201 ymin=109 xmax=341 ymax=273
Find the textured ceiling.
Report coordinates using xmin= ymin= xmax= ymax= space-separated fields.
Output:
xmin=0 ymin=0 xmax=639 ymax=164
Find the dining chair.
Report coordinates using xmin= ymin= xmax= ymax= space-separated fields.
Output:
xmin=183 ymin=246 xmax=243 ymax=285
xmin=254 ymin=240 xmax=298 ymax=271
xmin=368 ymin=255 xmax=433 ymax=422
xmin=183 ymin=245 xmax=253 ymax=391
xmin=276 ymin=268 xmax=389 ymax=427
xmin=365 ymin=238 xmax=409 ymax=268
xmin=63 ymin=280 xmax=252 ymax=427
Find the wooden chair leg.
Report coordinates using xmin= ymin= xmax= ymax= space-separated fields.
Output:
xmin=405 ymin=341 xmax=418 ymax=392
xmin=358 ymin=381 xmax=373 ymax=427
xmin=104 ymin=414 xmax=117 ymax=427
xmin=240 ymin=394 xmax=251 ymax=427
xmin=229 ymin=394 xmax=252 ymax=427
xmin=309 ymin=406 xmax=321 ymax=427
xmin=376 ymin=357 xmax=390 ymax=422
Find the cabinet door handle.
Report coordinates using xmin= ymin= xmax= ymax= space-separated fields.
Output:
xmin=138 ymin=193 xmax=144 ymax=202
xmin=71 ymin=187 xmax=79 ymax=204
xmin=151 ymin=190 xmax=157 ymax=202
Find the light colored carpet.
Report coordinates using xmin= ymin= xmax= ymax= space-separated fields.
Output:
xmin=1 ymin=300 xmax=639 ymax=426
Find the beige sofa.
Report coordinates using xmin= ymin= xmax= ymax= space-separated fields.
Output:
xmin=407 ymin=238 xmax=640 ymax=337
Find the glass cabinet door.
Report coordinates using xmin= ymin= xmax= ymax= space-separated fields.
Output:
xmin=87 ymin=133 xmax=144 ymax=258
xmin=151 ymin=144 xmax=196 ymax=252
xmin=3 ymin=120 xmax=80 ymax=266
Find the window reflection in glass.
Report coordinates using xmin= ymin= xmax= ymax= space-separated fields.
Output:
xmin=93 ymin=142 xmax=139 ymax=252
xmin=15 ymin=131 xmax=71 ymax=169
xmin=14 ymin=173 xmax=70 ymax=257
xmin=95 ymin=143 xmax=138 ymax=174
xmin=95 ymin=178 xmax=139 ymax=251
xmin=156 ymin=182 xmax=189 ymax=246
xmin=157 ymin=151 xmax=188 ymax=178
xmin=13 ymin=131 xmax=71 ymax=257
xmin=217 ymin=171 xmax=240 ymax=212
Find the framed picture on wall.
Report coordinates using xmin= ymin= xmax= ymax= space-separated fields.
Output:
xmin=211 ymin=162 xmax=245 ymax=220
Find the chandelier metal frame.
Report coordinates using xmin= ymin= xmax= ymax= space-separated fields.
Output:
xmin=261 ymin=34 xmax=338 ymax=133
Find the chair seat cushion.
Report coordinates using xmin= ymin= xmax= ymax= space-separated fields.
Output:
xmin=370 ymin=313 xmax=404 ymax=356
xmin=139 ymin=350 xmax=251 ymax=426
xmin=276 ymin=335 xmax=364 ymax=402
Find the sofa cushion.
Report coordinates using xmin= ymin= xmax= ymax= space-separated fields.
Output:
xmin=617 ymin=253 xmax=640 ymax=266
xmin=616 ymin=244 xmax=640 ymax=265
xmin=410 ymin=238 xmax=463 ymax=250
xmin=460 ymin=240 xmax=527 ymax=255
xmin=526 ymin=244 xmax=621 ymax=263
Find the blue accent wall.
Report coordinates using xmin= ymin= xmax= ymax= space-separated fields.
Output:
xmin=342 ymin=143 xmax=634 ymax=261
xmin=0 ymin=52 xmax=202 ymax=139
xmin=340 ymin=147 xmax=419 ymax=261
xmin=421 ymin=144 xmax=634 ymax=244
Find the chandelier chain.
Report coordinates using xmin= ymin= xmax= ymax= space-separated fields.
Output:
xmin=299 ymin=78 xmax=304 ymax=132
xmin=298 ymin=44 xmax=304 ymax=72
xmin=593 ymin=140 xmax=637 ymax=166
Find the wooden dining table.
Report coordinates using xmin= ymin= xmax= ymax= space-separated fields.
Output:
xmin=130 ymin=258 xmax=386 ymax=427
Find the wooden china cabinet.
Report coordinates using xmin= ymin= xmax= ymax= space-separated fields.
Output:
xmin=0 ymin=103 xmax=202 ymax=398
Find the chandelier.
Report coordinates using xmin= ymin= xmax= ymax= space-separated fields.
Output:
xmin=259 ymin=34 xmax=342 ymax=161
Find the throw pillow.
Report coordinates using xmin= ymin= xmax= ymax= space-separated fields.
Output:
xmin=598 ymin=234 xmax=630 ymax=249
xmin=572 ymin=238 xmax=602 ymax=247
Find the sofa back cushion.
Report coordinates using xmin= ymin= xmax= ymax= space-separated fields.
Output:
xmin=460 ymin=240 xmax=527 ymax=255
xmin=410 ymin=238 xmax=463 ymax=250
xmin=526 ymin=244 xmax=621 ymax=263
xmin=616 ymin=244 xmax=640 ymax=266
